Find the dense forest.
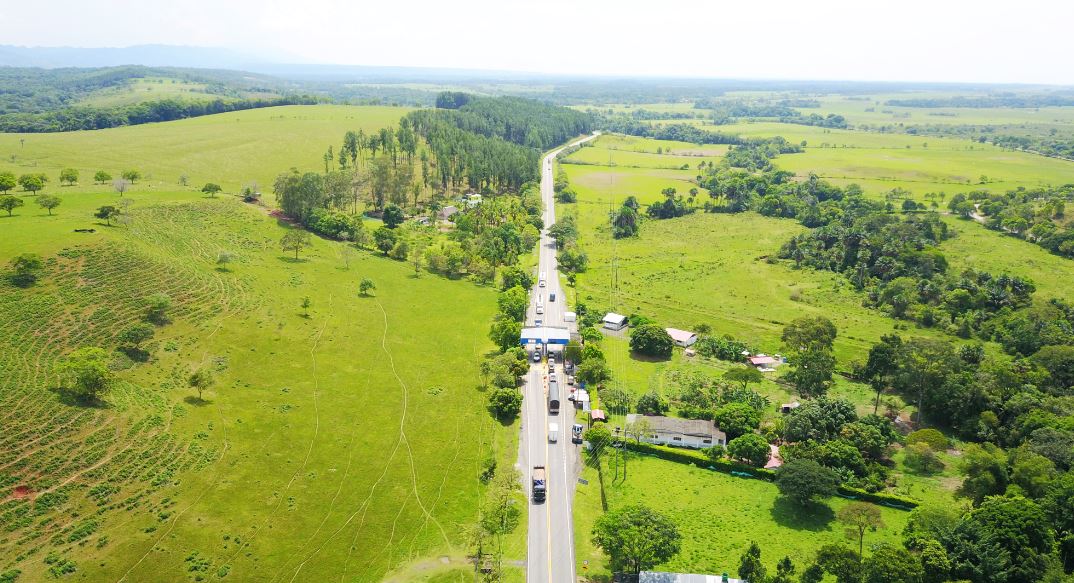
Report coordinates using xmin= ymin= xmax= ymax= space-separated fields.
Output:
xmin=405 ymin=94 xmax=593 ymax=191
xmin=692 ymin=99 xmax=848 ymax=128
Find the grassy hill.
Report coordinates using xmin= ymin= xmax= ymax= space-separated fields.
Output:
xmin=0 ymin=104 xmax=411 ymax=192
xmin=0 ymin=107 xmax=515 ymax=581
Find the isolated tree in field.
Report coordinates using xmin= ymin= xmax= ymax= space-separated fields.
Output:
xmin=9 ymin=253 xmax=43 ymax=286
xmin=58 ymin=346 xmax=114 ymax=402
xmin=121 ymin=169 xmax=141 ymax=184
xmin=727 ymin=433 xmax=770 ymax=466
xmin=59 ymin=168 xmax=78 ymax=186
xmin=93 ymin=170 xmax=112 ymax=184
xmin=35 ymin=194 xmax=61 ymax=215
xmin=630 ymin=324 xmax=673 ymax=358
xmin=737 ymin=542 xmax=767 ymax=583
xmin=382 ymin=204 xmax=405 ymax=229
xmin=592 ymin=504 xmax=681 ymax=575
xmin=112 ymin=178 xmax=131 ymax=196
xmin=201 ymin=183 xmax=222 ymax=198
xmin=775 ymin=458 xmax=840 ymax=505
xmin=0 ymin=171 xmax=15 ymax=193
xmin=838 ymin=502 xmax=885 ymax=557
xmin=188 ymin=368 xmax=215 ymax=401
xmin=0 ymin=195 xmax=24 ymax=216
xmin=724 ymin=366 xmax=764 ymax=391
xmin=216 ymin=250 xmax=234 ymax=270
xmin=94 ymin=205 xmax=120 ymax=225
xmin=771 ymin=556 xmax=797 ymax=583
xmin=178 ymin=174 xmax=189 ymax=186
xmin=373 ymin=226 xmax=397 ymax=255
xmin=145 ymin=293 xmax=172 ymax=325
xmin=117 ymin=323 xmax=155 ymax=354
xmin=300 ymin=296 xmax=312 ymax=317
xmin=359 ymin=278 xmax=376 ymax=297
xmin=18 ymin=173 xmax=46 ymax=193
xmin=280 ymin=229 xmax=312 ymax=260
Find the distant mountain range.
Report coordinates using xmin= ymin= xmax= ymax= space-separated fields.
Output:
xmin=0 ymin=44 xmax=284 ymax=70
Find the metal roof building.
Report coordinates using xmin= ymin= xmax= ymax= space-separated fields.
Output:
xmin=520 ymin=326 xmax=571 ymax=346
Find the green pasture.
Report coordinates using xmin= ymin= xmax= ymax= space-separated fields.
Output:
xmin=76 ymin=76 xmax=239 ymax=107
xmin=0 ymin=104 xmax=411 ymax=193
xmin=573 ymin=456 xmax=910 ymax=580
xmin=562 ymin=161 xmax=952 ymax=363
xmin=0 ymin=175 xmax=513 ymax=579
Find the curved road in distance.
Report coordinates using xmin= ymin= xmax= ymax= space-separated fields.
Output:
xmin=521 ymin=131 xmax=600 ymax=583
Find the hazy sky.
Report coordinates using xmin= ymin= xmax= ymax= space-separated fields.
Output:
xmin=3 ymin=0 xmax=1073 ymax=84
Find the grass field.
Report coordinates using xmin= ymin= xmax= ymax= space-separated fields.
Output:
xmin=573 ymin=456 xmax=911 ymax=580
xmin=0 ymin=104 xmax=412 ymax=193
xmin=559 ymin=158 xmax=954 ymax=364
xmin=0 ymin=107 xmax=517 ymax=581
xmin=76 ymin=77 xmax=246 ymax=107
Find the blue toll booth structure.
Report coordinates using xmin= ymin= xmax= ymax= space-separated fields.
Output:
xmin=520 ymin=326 xmax=571 ymax=351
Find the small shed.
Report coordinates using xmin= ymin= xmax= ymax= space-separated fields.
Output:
xmin=602 ymin=312 xmax=627 ymax=331
xmin=464 ymin=193 xmax=483 ymax=208
xmin=749 ymin=354 xmax=779 ymax=372
xmin=780 ymin=401 xmax=801 ymax=414
xmin=590 ymin=409 xmax=607 ymax=424
xmin=665 ymin=328 xmax=698 ymax=348
xmin=563 ymin=311 xmax=577 ymax=323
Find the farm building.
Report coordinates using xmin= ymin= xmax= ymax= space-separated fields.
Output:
xmin=590 ymin=409 xmax=607 ymax=424
xmin=602 ymin=312 xmax=627 ymax=330
xmin=665 ymin=328 xmax=698 ymax=347
xmin=780 ymin=401 xmax=801 ymax=414
xmin=626 ymin=414 xmax=726 ymax=449
xmin=640 ymin=571 xmax=745 ymax=583
xmin=464 ymin=193 xmax=483 ymax=207
xmin=748 ymin=354 xmax=781 ymax=372
xmin=438 ymin=205 xmax=458 ymax=221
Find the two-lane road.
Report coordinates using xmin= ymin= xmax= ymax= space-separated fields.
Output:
xmin=521 ymin=132 xmax=599 ymax=583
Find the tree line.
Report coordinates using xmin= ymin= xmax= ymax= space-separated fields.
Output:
xmin=949 ymin=186 xmax=1074 ymax=258
xmin=0 ymin=95 xmax=323 ymax=133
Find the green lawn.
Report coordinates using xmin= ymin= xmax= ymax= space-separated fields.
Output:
xmin=0 ymin=104 xmax=411 ymax=193
xmin=0 ymin=107 xmax=516 ymax=581
xmin=574 ymin=456 xmax=911 ymax=580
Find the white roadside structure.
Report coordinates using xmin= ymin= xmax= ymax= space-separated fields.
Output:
xmin=626 ymin=414 xmax=727 ymax=448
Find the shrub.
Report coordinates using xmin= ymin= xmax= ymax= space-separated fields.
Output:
xmin=630 ymin=324 xmax=673 ymax=358
xmin=727 ymin=433 xmax=770 ymax=467
xmin=907 ymin=428 xmax=949 ymax=452
xmin=636 ymin=390 xmax=668 ymax=415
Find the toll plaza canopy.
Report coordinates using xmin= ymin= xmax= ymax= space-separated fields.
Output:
xmin=520 ymin=326 xmax=571 ymax=346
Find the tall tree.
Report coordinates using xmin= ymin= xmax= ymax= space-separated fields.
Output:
xmin=592 ymin=504 xmax=681 ymax=575
xmin=837 ymin=502 xmax=885 ymax=557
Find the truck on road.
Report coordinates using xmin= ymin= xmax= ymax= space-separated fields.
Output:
xmin=548 ymin=381 xmax=560 ymax=414
xmin=548 ymin=422 xmax=559 ymax=442
xmin=532 ymin=466 xmax=547 ymax=502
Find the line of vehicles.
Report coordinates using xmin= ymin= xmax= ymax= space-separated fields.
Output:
xmin=531 ymin=351 xmax=585 ymax=503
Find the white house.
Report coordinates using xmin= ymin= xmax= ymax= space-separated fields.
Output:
xmin=641 ymin=571 xmax=745 ymax=583
xmin=602 ymin=312 xmax=627 ymax=331
xmin=463 ymin=193 xmax=483 ymax=208
xmin=626 ymin=414 xmax=726 ymax=449
xmin=665 ymin=328 xmax=698 ymax=347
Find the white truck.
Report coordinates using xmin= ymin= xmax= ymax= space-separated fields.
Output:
xmin=548 ymin=422 xmax=559 ymax=443
xmin=535 ymin=294 xmax=544 ymax=315
xmin=538 ymin=271 xmax=547 ymax=287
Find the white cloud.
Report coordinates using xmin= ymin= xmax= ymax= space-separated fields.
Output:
xmin=6 ymin=0 xmax=1074 ymax=84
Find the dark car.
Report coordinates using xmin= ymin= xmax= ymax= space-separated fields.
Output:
xmin=571 ymin=423 xmax=584 ymax=444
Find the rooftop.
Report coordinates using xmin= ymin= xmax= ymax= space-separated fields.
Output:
xmin=626 ymin=414 xmax=726 ymax=440
xmin=640 ymin=571 xmax=746 ymax=583
xmin=665 ymin=328 xmax=697 ymax=343
xmin=603 ymin=312 xmax=627 ymax=323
